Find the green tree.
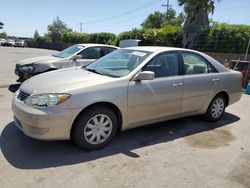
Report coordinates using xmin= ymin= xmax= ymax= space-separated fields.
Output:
xmin=141 ymin=8 xmax=184 ymax=29
xmin=0 ymin=21 xmax=3 ymax=30
xmin=141 ymin=11 xmax=166 ymax=29
xmin=0 ymin=21 xmax=7 ymax=39
xmin=178 ymin=0 xmax=219 ymax=49
xmin=34 ymin=29 xmax=40 ymax=39
xmin=164 ymin=12 xmax=185 ymax=27
xmin=47 ymin=16 xmax=71 ymax=42
xmin=165 ymin=8 xmax=176 ymax=22
xmin=0 ymin=32 xmax=7 ymax=39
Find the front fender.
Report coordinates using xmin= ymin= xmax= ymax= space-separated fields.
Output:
xmin=33 ymin=63 xmax=55 ymax=73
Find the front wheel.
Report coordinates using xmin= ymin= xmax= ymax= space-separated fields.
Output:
xmin=205 ymin=95 xmax=226 ymax=122
xmin=72 ymin=106 xmax=117 ymax=150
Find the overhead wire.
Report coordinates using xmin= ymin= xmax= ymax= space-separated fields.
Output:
xmin=77 ymin=1 xmax=250 ymax=32
xmin=80 ymin=0 xmax=163 ymax=25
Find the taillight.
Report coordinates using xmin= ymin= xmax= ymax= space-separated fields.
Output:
xmin=240 ymin=73 xmax=245 ymax=88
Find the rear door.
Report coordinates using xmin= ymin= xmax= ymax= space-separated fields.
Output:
xmin=128 ymin=51 xmax=184 ymax=126
xmin=102 ymin=47 xmax=117 ymax=57
xmin=76 ymin=47 xmax=102 ymax=66
xmin=181 ymin=52 xmax=220 ymax=114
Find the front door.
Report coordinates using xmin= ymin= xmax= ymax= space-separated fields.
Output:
xmin=76 ymin=47 xmax=103 ymax=66
xmin=128 ymin=52 xmax=184 ymax=126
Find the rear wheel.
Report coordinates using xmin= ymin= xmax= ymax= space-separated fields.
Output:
xmin=205 ymin=95 xmax=226 ymax=122
xmin=72 ymin=106 xmax=117 ymax=150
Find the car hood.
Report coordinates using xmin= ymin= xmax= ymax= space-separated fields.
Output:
xmin=18 ymin=55 xmax=62 ymax=65
xmin=20 ymin=67 xmax=112 ymax=94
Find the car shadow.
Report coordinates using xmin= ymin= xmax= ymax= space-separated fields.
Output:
xmin=8 ymin=84 xmax=21 ymax=93
xmin=0 ymin=112 xmax=240 ymax=169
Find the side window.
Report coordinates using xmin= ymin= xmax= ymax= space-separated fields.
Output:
xmin=142 ymin=52 xmax=179 ymax=78
xmin=103 ymin=47 xmax=116 ymax=56
xmin=79 ymin=47 xmax=102 ymax=59
xmin=182 ymin=52 xmax=217 ymax=75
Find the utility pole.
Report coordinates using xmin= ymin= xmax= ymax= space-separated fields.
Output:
xmin=79 ymin=23 xmax=83 ymax=33
xmin=244 ymin=38 xmax=250 ymax=61
xmin=162 ymin=0 xmax=170 ymax=12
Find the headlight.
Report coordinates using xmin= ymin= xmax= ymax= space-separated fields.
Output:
xmin=18 ymin=65 xmax=34 ymax=72
xmin=24 ymin=93 xmax=71 ymax=108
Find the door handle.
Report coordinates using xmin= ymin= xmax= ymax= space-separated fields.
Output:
xmin=172 ymin=83 xmax=183 ymax=87
xmin=212 ymin=78 xmax=220 ymax=82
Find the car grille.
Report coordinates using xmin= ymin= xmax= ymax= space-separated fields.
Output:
xmin=18 ymin=90 xmax=30 ymax=101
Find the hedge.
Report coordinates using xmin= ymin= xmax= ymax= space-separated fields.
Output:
xmin=32 ymin=23 xmax=250 ymax=54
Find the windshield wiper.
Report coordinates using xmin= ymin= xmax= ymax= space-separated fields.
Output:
xmin=52 ymin=54 xmax=64 ymax=58
xmin=86 ymin=68 xmax=103 ymax=75
xmin=52 ymin=54 xmax=61 ymax=58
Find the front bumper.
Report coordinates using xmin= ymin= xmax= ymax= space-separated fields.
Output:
xmin=14 ymin=43 xmax=24 ymax=47
xmin=15 ymin=68 xmax=37 ymax=82
xmin=12 ymin=94 xmax=81 ymax=140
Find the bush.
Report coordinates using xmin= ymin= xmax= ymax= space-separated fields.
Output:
xmin=197 ymin=23 xmax=250 ymax=53
xmin=115 ymin=28 xmax=144 ymax=45
xmin=35 ymin=35 xmax=52 ymax=42
xmin=141 ymin=24 xmax=182 ymax=47
xmin=61 ymin=31 xmax=116 ymax=45
xmin=96 ymin=32 xmax=116 ymax=44
xmin=156 ymin=24 xmax=182 ymax=46
xmin=61 ymin=32 xmax=88 ymax=43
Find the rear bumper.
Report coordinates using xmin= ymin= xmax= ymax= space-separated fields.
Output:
xmin=228 ymin=90 xmax=243 ymax=106
xmin=14 ymin=44 xmax=25 ymax=47
xmin=2 ymin=43 xmax=12 ymax=46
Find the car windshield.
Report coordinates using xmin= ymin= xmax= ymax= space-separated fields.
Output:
xmin=53 ymin=45 xmax=85 ymax=58
xmin=86 ymin=49 xmax=152 ymax=78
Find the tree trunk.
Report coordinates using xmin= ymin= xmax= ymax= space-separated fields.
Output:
xmin=182 ymin=2 xmax=209 ymax=49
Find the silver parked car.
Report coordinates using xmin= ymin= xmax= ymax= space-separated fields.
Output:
xmin=15 ymin=43 xmax=118 ymax=82
xmin=12 ymin=47 xmax=242 ymax=150
xmin=14 ymin=39 xmax=26 ymax=47
xmin=0 ymin=38 xmax=6 ymax=45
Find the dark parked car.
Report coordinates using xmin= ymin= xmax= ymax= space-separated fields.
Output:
xmin=2 ymin=39 xmax=15 ymax=46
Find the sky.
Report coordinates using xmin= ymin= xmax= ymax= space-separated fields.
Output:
xmin=0 ymin=0 xmax=250 ymax=38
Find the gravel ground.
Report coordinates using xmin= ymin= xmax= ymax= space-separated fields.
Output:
xmin=0 ymin=46 xmax=249 ymax=188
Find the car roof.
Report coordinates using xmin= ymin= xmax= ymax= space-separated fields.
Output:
xmin=124 ymin=46 xmax=200 ymax=53
xmin=77 ymin=43 xmax=118 ymax=48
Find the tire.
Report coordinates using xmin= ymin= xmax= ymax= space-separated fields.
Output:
xmin=72 ymin=106 xmax=117 ymax=150
xmin=205 ymin=95 xmax=226 ymax=122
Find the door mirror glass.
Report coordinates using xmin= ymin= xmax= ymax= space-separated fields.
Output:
xmin=135 ymin=71 xmax=155 ymax=81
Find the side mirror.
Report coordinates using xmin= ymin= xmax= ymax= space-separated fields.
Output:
xmin=134 ymin=71 xmax=155 ymax=81
xmin=72 ymin=55 xmax=82 ymax=61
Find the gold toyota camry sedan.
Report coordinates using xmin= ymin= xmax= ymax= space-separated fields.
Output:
xmin=12 ymin=47 xmax=242 ymax=150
